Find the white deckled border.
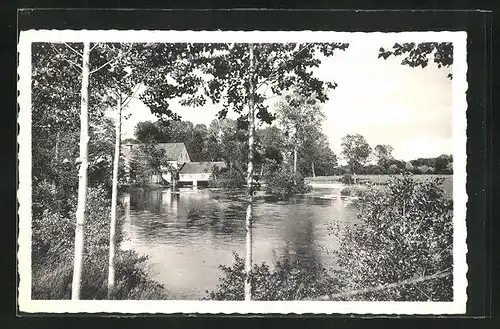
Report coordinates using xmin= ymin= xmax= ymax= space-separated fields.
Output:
xmin=17 ymin=30 xmax=468 ymax=315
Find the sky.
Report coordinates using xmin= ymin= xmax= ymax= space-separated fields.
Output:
xmin=121 ymin=39 xmax=453 ymax=162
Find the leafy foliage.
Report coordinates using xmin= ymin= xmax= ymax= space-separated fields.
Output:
xmin=373 ymin=144 xmax=394 ymax=170
xmin=206 ymin=252 xmax=339 ymax=301
xmin=328 ymin=173 xmax=453 ymax=301
xmin=378 ymin=42 xmax=453 ymax=79
xmin=341 ymin=134 xmax=372 ymax=174
xmin=340 ymin=185 xmax=367 ymax=197
xmin=208 ymin=167 xmax=246 ymax=188
xmin=32 ymin=186 xmax=169 ymax=300
xmin=262 ymin=161 xmax=312 ymax=199
xmin=128 ymin=143 xmax=172 ymax=186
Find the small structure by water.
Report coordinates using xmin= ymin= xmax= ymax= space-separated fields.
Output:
xmin=178 ymin=161 xmax=226 ymax=187
xmin=122 ymin=141 xmax=226 ymax=186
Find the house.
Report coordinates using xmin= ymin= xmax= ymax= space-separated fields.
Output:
xmin=122 ymin=142 xmax=191 ymax=184
xmin=122 ymin=141 xmax=226 ymax=186
xmin=178 ymin=161 xmax=226 ymax=186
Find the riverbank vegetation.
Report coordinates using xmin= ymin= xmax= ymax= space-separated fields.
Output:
xmin=31 ymin=43 xmax=172 ymax=299
xmin=206 ymin=252 xmax=339 ymax=300
xmin=208 ymin=174 xmax=453 ymax=301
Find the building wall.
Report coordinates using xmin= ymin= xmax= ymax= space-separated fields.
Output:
xmin=179 ymin=148 xmax=191 ymax=163
xmin=179 ymin=173 xmax=211 ymax=182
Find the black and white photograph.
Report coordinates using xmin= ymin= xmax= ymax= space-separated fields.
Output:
xmin=17 ymin=30 xmax=467 ymax=314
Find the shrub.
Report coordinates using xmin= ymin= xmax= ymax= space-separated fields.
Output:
xmin=328 ymin=173 xmax=453 ymax=301
xmin=208 ymin=169 xmax=246 ymax=188
xmin=388 ymin=164 xmax=400 ymax=174
xmin=340 ymin=185 xmax=367 ymax=197
xmin=340 ymin=174 xmax=354 ymax=185
xmin=206 ymin=252 xmax=339 ymax=301
xmin=31 ymin=186 xmax=169 ymax=300
xmin=263 ymin=163 xmax=312 ymax=199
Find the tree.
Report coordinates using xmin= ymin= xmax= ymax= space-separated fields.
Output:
xmin=417 ymin=165 xmax=431 ymax=174
xmin=134 ymin=121 xmax=163 ymax=143
xmin=341 ymin=134 xmax=372 ymax=176
xmin=275 ymin=92 xmax=325 ymax=177
xmin=378 ymin=42 xmax=453 ymax=79
xmin=128 ymin=143 xmax=172 ymax=185
xmin=142 ymin=42 xmax=349 ymax=300
xmin=373 ymin=144 xmax=394 ymax=170
xmin=70 ymin=41 xmax=91 ymax=300
xmin=405 ymin=161 xmax=414 ymax=173
xmin=434 ymin=154 xmax=453 ymax=174
xmin=293 ymin=132 xmax=338 ymax=177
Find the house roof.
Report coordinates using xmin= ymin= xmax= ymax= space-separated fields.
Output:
xmin=121 ymin=142 xmax=188 ymax=161
xmin=157 ymin=143 xmax=188 ymax=161
xmin=179 ymin=162 xmax=226 ymax=175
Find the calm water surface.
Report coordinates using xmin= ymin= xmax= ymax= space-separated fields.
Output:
xmin=120 ymin=186 xmax=357 ymax=299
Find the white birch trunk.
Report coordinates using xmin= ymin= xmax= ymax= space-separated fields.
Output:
xmin=311 ymin=161 xmax=315 ymax=178
xmin=244 ymin=43 xmax=255 ymax=301
xmin=293 ymin=145 xmax=298 ymax=185
xmin=293 ymin=146 xmax=298 ymax=175
xmin=55 ymin=131 xmax=60 ymax=161
xmin=71 ymin=41 xmax=90 ymax=300
xmin=107 ymin=95 xmax=122 ymax=299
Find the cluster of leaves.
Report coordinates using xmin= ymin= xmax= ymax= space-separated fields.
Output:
xmin=139 ymin=42 xmax=349 ymax=134
xmin=379 ymin=42 xmax=453 ymax=79
xmin=208 ymin=168 xmax=246 ymax=188
xmin=340 ymin=134 xmax=372 ymax=174
xmin=262 ymin=161 xmax=312 ymax=199
xmin=206 ymin=252 xmax=339 ymax=301
xmin=340 ymin=185 xmax=368 ymax=197
xmin=328 ymin=173 xmax=453 ymax=301
xmin=128 ymin=143 xmax=172 ymax=186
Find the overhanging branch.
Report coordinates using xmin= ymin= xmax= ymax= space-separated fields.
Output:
xmin=50 ymin=44 xmax=82 ymax=73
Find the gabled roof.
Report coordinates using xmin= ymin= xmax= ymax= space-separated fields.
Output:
xmin=179 ymin=162 xmax=226 ymax=175
xmin=157 ymin=143 xmax=188 ymax=161
xmin=121 ymin=142 xmax=188 ymax=161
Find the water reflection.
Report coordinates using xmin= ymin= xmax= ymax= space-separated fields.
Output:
xmin=121 ymin=186 xmax=356 ymax=300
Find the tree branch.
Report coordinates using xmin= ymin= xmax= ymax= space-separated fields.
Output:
xmin=50 ymin=44 xmax=82 ymax=73
xmin=90 ymin=47 xmax=133 ymax=75
xmin=122 ymin=83 xmax=142 ymax=109
xmin=324 ymin=271 xmax=451 ymax=300
xmin=89 ymin=43 xmax=99 ymax=53
xmin=63 ymin=42 xmax=83 ymax=58
xmin=255 ymin=43 xmax=313 ymax=92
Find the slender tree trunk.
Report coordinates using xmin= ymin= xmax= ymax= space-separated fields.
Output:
xmin=293 ymin=146 xmax=298 ymax=175
xmin=55 ymin=131 xmax=60 ymax=161
xmin=244 ymin=43 xmax=255 ymax=301
xmin=71 ymin=41 xmax=90 ymax=300
xmin=293 ymin=145 xmax=298 ymax=185
xmin=311 ymin=161 xmax=315 ymax=178
xmin=107 ymin=95 xmax=122 ymax=299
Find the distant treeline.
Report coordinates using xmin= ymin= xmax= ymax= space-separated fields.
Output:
xmin=127 ymin=120 xmax=453 ymax=178
xmin=334 ymin=154 xmax=453 ymax=176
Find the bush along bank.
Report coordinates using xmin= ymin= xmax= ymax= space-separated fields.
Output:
xmin=262 ymin=162 xmax=312 ymax=199
xmin=32 ymin=185 xmax=170 ymax=300
xmin=329 ymin=173 xmax=453 ymax=301
xmin=208 ymin=174 xmax=453 ymax=301
xmin=205 ymin=252 xmax=340 ymax=301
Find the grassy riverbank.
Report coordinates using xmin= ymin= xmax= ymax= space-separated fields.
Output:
xmin=306 ymin=174 xmax=453 ymax=197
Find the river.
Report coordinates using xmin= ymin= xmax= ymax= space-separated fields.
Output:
xmin=120 ymin=185 xmax=357 ymax=300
